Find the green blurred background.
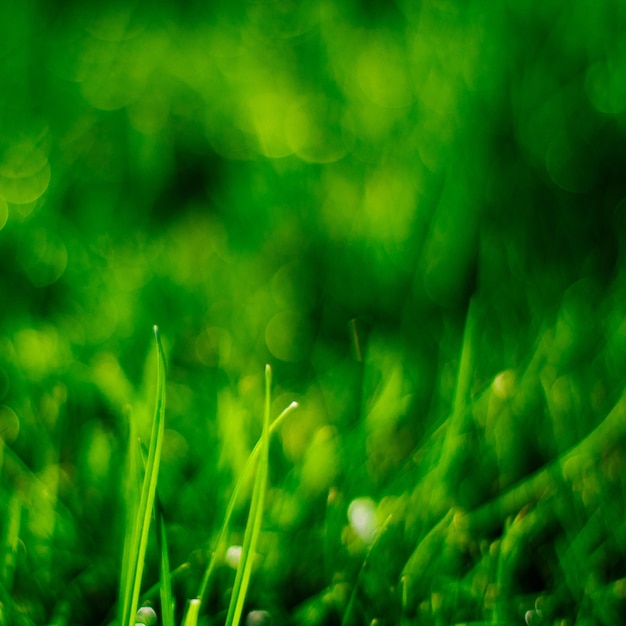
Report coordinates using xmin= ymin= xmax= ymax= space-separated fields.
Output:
xmin=2 ymin=1 xmax=626 ymax=624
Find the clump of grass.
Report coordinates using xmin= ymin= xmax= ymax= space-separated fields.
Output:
xmin=118 ymin=326 xmax=166 ymax=626
xmin=119 ymin=328 xmax=298 ymax=626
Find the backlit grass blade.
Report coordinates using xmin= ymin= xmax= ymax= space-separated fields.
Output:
xmin=156 ymin=496 xmax=175 ymax=626
xmin=224 ymin=364 xmax=272 ymax=626
xmin=119 ymin=407 xmax=140 ymax=626
xmin=182 ymin=599 xmax=200 ymax=626
xmin=119 ymin=326 xmax=167 ymax=626
xmin=432 ymin=299 xmax=476 ymax=505
xmin=190 ymin=397 xmax=299 ymax=619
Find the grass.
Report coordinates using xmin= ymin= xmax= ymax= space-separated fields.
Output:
xmin=99 ymin=304 xmax=626 ymax=626
xmin=194 ymin=397 xmax=299 ymax=612
xmin=118 ymin=326 xmax=166 ymax=626
xmin=2 ymin=298 xmax=626 ymax=626
xmin=1 ymin=3 xmax=626 ymax=625
xmin=118 ymin=332 xmax=299 ymax=626
xmin=3 ymin=304 xmax=626 ymax=625
xmin=221 ymin=364 xmax=271 ymax=626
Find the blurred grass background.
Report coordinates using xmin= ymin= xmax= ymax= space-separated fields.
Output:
xmin=2 ymin=1 xmax=626 ymax=624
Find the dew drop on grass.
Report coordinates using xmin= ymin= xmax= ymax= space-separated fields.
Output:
xmin=525 ymin=609 xmax=542 ymax=625
xmin=492 ymin=370 xmax=516 ymax=399
xmin=226 ymin=545 xmax=242 ymax=569
xmin=348 ymin=497 xmax=378 ymax=544
xmin=245 ymin=610 xmax=272 ymax=625
xmin=135 ymin=606 xmax=157 ymax=626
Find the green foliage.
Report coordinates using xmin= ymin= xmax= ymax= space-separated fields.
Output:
xmin=2 ymin=1 xmax=626 ymax=625
xmin=119 ymin=327 xmax=166 ymax=626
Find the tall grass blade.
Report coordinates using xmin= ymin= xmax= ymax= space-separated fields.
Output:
xmin=119 ymin=326 xmax=167 ymax=626
xmin=224 ymin=364 xmax=272 ymax=626
xmin=182 ymin=599 xmax=201 ymax=626
xmin=119 ymin=409 xmax=140 ymax=626
xmin=191 ymin=398 xmax=299 ymax=620
xmin=434 ymin=300 xmax=476 ymax=494
xmin=156 ymin=496 xmax=175 ymax=626
xmin=341 ymin=514 xmax=392 ymax=626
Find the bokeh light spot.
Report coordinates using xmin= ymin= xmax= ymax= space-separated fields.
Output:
xmin=363 ymin=166 xmax=416 ymax=243
xmin=226 ymin=545 xmax=242 ymax=569
xmin=0 ymin=142 xmax=51 ymax=205
xmin=13 ymin=328 xmax=64 ymax=381
xmin=0 ymin=405 xmax=20 ymax=443
xmin=162 ymin=429 xmax=189 ymax=463
xmin=265 ymin=311 xmax=312 ymax=362
xmin=285 ymin=95 xmax=348 ymax=163
xmin=492 ymin=370 xmax=517 ymax=400
xmin=249 ymin=92 xmax=294 ymax=158
xmin=81 ymin=5 xmax=146 ymax=42
xmin=18 ymin=229 xmax=68 ymax=287
xmin=85 ymin=425 xmax=112 ymax=482
xmin=585 ymin=60 xmax=626 ymax=116
xmin=128 ymin=88 xmax=170 ymax=135
xmin=357 ymin=34 xmax=413 ymax=108
xmin=195 ymin=327 xmax=232 ymax=367
xmin=301 ymin=425 xmax=339 ymax=494
xmin=348 ymin=497 xmax=378 ymax=545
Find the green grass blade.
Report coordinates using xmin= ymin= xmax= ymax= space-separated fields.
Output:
xmin=182 ymin=599 xmax=200 ymax=626
xmin=433 ymin=300 xmax=476 ymax=504
xmin=119 ymin=326 xmax=167 ymax=626
xmin=191 ymin=398 xmax=299 ymax=617
xmin=341 ymin=514 xmax=392 ymax=626
xmin=467 ymin=387 xmax=626 ymax=533
xmin=156 ymin=496 xmax=175 ymax=626
xmin=224 ymin=364 xmax=272 ymax=626
xmin=119 ymin=410 xmax=140 ymax=626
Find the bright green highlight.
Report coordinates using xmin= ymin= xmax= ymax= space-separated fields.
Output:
xmin=118 ymin=327 xmax=166 ymax=626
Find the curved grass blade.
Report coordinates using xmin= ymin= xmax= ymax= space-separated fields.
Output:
xmin=187 ymin=398 xmax=299 ymax=622
xmin=119 ymin=326 xmax=167 ymax=626
xmin=224 ymin=364 xmax=272 ymax=626
xmin=467 ymin=387 xmax=626 ymax=533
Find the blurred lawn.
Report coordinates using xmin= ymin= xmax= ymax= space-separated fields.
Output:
xmin=2 ymin=1 xmax=626 ymax=625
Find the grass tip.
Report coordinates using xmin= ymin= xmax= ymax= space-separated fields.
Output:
xmin=182 ymin=598 xmax=201 ymax=626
